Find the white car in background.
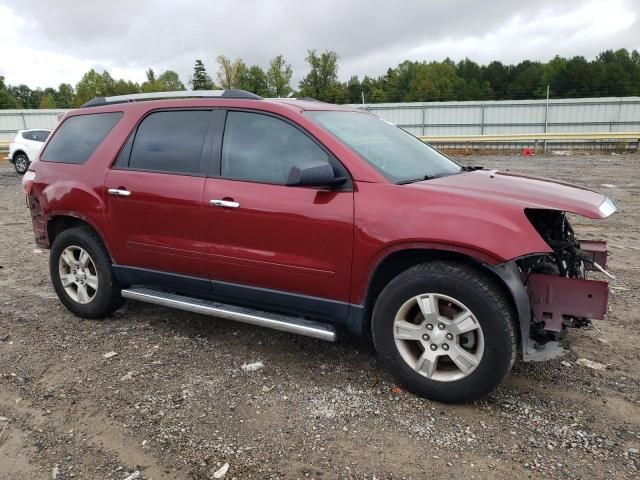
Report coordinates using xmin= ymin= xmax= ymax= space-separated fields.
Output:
xmin=7 ymin=129 xmax=51 ymax=174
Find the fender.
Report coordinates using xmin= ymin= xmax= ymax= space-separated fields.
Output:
xmin=355 ymin=240 xmax=503 ymax=305
xmin=37 ymin=180 xmax=111 ymax=257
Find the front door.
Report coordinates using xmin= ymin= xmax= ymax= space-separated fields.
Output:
xmin=202 ymin=110 xmax=354 ymax=316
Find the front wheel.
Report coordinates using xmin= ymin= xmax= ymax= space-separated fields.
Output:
xmin=372 ymin=261 xmax=517 ymax=403
xmin=13 ymin=153 xmax=29 ymax=174
xmin=50 ymin=226 xmax=124 ymax=319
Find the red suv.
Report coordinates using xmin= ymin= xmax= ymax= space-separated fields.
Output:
xmin=23 ymin=90 xmax=616 ymax=403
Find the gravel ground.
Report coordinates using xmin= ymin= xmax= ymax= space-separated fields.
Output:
xmin=0 ymin=153 xmax=639 ymax=480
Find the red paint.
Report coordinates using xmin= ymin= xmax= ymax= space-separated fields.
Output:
xmin=202 ymin=178 xmax=354 ymax=301
xmin=527 ymin=273 xmax=609 ymax=332
xmin=26 ymin=97 xmax=613 ymax=307
xmin=104 ymin=169 xmax=207 ymax=277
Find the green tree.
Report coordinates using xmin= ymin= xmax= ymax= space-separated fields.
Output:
xmin=408 ymin=60 xmax=459 ymax=101
xmin=346 ymin=75 xmax=362 ymax=103
xmin=141 ymin=69 xmax=185 ymax=92
xmin=216 ymin=55 xmax=246 ymax=89
xmin=361 ymin=76 xmax=387 ymax=103
xmin=266 ymin=54 xmax=293 ymax=97
xmin=507 ymin=60 xmax=544 ymax=99
xmin=384 ymin=61 xmax=419 ymax=102
xmin=482 ymin=61 xmax=512 ymax=99
xmin=157 ymin=70 xmax=185 ymax=90
xmin=240 ymin=65 xmax=270 ymax=96
xmin=74 ymin=69 xmax=118 ymax=106
xmin=191 ymin=59 xmax=213 ymax=90
xmin=55 ymin=83 xmax=75 ymax=108
xmin=456 ymin=59 xmax=493 ymax=100
xmin=146 ymin=68 xmax=156 ymax=84
xmin=113 ymin=79 xmax=140 ymax=95
xmin=39 ymin=93 xmax=56 ymax=108
xmin=0 ymin=76 xmax=20 ymax=108
xmin=10 ymin=84 xmax=35 ymax=108
xmin=299 ymin=49 xmax=340 ymax=101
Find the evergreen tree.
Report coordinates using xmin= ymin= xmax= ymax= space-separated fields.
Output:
xmin=191 ymin=60 xmax=213 ymax=90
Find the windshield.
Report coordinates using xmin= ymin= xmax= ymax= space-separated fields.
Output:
xmin=305 ymin=111 xmax=461 ymax=183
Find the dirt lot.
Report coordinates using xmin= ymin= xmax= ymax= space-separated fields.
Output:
xmin=0 ymin=153 xmax=639 ymax=479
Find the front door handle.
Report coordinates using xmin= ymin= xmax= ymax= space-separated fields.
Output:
xmin=210 ymin=199 xmax=240 ymax=208
xmin=108 ymin=188 xmax=131 ymax=197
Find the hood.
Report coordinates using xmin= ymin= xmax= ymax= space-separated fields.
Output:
xmin=409 ymin=169 xmax=616 ymax=219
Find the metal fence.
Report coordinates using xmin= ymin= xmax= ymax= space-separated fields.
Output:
xmin=0 ymin=109 xmax=66 ymax=141
xmin=1 ymin=97 xmax=640 ymax=148
xmin=352 ymin=97 xmax=640 ymax=136
xmin=351 ymin=97 xmax=640 ymax=151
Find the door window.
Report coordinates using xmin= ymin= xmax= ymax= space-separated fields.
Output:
xmin=221 ymin=111 xmax=329 ymax=184
xmin=128 ymin=110 xmax=210 ymax=175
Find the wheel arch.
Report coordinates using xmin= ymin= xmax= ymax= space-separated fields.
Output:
xmin=12 ymin=149 xmax=28 ymax=160
xmin=362 ymin=248 xmax=521 ymax=343
xmin=47 ymin=214 xmax=114 ymax=260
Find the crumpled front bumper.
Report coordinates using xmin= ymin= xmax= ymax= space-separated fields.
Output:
xmin=489 ymin=239 xmax=611 ymax=362
xmin=527 ymin=240 xmax=609 ymax=333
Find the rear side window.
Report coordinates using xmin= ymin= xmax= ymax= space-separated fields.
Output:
xmin=128 ymin=110 xmax=210 ymax=175
xmin=23 ymin=130 xmax=50 ymax=142
xmin=41 ymin=112 xmax=122 ymax=164
xmin=32 ymin=130 xmax=50 ymax=142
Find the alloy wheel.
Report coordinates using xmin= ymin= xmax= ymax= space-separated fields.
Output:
xmin=393 ymin=293 xmax=484 ymax=382
xmin=58 ymin=246 xmax=99 ymax=304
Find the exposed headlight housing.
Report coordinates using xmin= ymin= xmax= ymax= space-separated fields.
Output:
xmin=598 ymin=196 xmax=617 ymax=218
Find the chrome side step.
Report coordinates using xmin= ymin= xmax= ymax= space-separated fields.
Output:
xmin=121 ymin=287 xmax=337 ymax=342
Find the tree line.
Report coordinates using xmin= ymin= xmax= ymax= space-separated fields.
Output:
xmin=1 ymin=48 xmax=639 ymax=109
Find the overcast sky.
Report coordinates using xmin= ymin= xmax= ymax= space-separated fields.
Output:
xmin=1 ymin=0 xmax=639 ymax=90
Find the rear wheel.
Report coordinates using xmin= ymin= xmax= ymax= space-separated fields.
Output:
xmin=372 ymin=261 xmax=517 ymax=403
xmin=50 ymin=226 xmax=123 ymax=318
xmin=13 ymin=153 xmax=29 ymax=174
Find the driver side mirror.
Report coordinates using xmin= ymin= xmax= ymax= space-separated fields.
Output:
xmin=286 ymin=161 xmax=347 ymax=187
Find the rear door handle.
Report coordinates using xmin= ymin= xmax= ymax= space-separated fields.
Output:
xmin=108 ymin=188 xmax=131 ymax=197
xmin=210 ymin=199 xmax=240 ymax=208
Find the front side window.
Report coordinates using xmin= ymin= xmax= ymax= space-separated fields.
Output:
xmin=128 ymin=110 xmax=210 ymax=175
xmin=41 ymin=113 xmax=122 ymax=164
xmin=221 ymin=111 xmax=329 ymax=185
xmin=305 ymin=111 xmax=460 ymax=183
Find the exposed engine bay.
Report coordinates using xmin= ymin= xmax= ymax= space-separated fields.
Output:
xmin=518 ymin=209 xmax=611 ymax=354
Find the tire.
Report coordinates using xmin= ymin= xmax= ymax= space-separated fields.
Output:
xmin=50 ymin=226 xmax=124 ymax=319
xmin=372 ymin=261 xmax=517 ymax=403
xmin=13 ymin=153 xmax=29 ymax=175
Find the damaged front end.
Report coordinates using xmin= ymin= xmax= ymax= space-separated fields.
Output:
xmin=491 ymin=205 xmax=616 ymax=362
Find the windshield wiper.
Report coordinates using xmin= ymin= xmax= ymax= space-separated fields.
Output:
xmin=460 ymin=165 xmax=484 ymax=172
xmin=396 ymin=171 xmax=459 ymax=184
xmin=396 ymin=175 xmax=430 ymax=185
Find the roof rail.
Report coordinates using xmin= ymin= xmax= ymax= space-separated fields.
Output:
xmin=81 ymin=89 xmax=261 ymax=108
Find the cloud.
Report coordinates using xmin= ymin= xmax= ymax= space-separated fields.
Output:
xmin=0 ymin=0 xmax=638 ymax=89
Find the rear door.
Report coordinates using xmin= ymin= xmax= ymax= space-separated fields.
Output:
xmin=202 ymin=110 xmax=354 ymax=316
xmin=104 ymin=109 xmax=218 ymax=282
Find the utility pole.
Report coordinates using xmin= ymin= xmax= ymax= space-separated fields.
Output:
xmin=361 ymin=90 xmax=365 ymax=106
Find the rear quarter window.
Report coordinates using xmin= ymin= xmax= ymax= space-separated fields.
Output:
xmin=41 ymin=112 xmax=123 ymax=164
